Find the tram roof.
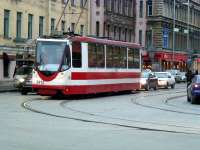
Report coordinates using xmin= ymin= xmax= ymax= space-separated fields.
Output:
xmin=38 ymin=34 xmax=141 ymax=49
xmin=69 ymin=36 xmax=141 ymax=49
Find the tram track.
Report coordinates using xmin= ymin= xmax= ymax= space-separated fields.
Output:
xmin=132 ymin=90 xmax=200 ymax=116
xmin=22 ymin=88 xmax=200 ymax=135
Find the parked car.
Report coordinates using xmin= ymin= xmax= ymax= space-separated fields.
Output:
xmin=187 ymin=75 xmax=200 ymax=104
xmin=13 ymin=65 xmax=33 ymax=95
xmin=154 ymin=72 xmax=176 ymax=89
xmin=140 ymin=72 xmax=158 ymax=91
xmin=180 ymin=72 xmax=186 ymax=83
xmin=166 ymin=69 xmax=182 ymax=83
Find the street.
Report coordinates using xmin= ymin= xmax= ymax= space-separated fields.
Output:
xmin=0 ymin=83 xmax=200 ymax=150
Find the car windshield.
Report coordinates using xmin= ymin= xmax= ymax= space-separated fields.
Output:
xmin=36 ymin=41 xmax=69 ymax=72
xmin=166 ymin=70 xmax=180 ymax=75
xmin=15 ymin=67 xmax=32 ymax=75
xmin=155 ymin=73 xmax=168 ymax=78
xmin=196 ymin=76 xmax=200 ymax=83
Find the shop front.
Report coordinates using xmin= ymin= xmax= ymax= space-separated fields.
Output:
xmin=154 ymin=52 xmax=188 ymax=72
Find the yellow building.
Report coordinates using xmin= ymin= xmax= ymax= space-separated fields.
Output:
xmin=0 ymin=0 xmax=89 ymax=80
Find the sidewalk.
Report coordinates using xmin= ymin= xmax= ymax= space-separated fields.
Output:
xmin=0 ymin=80 xmax=17 ymax=92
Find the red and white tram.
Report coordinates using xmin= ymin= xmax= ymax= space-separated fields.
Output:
xmin=32 ymin=35 xmax=141 ymax=96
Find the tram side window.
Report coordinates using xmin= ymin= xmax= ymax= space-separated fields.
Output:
xmin=88 ymin=43 xmax=105 ymax=68
xmin=112 ymin=46 xmax=120 ymax=68
xmin=72 ymin=42 xmax=82 ymax=68
xmin=88 ymin=43 xmax=97 ymax=67
xmin=128 ymin=48 xmax=140 ymax=69
xmin=96 ymin=44 xmax=105 ymax=68
xmin=133 ymin=48 xmax=140 ymax=68
xmin=106 ymin=45 xmax=113 ymax=68
xmin=119 ymin=47 xmax=127 ymax=68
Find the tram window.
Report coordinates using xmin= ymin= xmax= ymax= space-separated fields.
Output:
xmin=113 ymin=46 xmax=120 ymax=68
xmin=72 ymin=42 xmax=82 ymax=68
xmin=119 ymin=47 xmax=127 ymax=68
xmin=88 ymin=43 xmax=97 ymax=67
xmin=128 ymin=49 xmax=134 ymax=68
xmin=133 ymin=48 xmax=140 ymax=68
xmin=106 ymin=45 xmax=113 ymax=68
xmin=128 ymin=48 xmax=140 ymax=69
xmin=96 ymin=44 xmax=105 ymax=68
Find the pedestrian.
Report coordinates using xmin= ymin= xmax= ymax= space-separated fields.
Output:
xmin=185 ymin=69 xmax=194 ymax=87
xmin=195 ymin=70 xmax=198 ymax=75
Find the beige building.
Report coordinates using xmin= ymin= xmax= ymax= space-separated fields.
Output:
xmin=0 ymin=0 xmax=89 ymax=80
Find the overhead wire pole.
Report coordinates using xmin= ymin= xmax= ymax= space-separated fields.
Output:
xmin=74 ymin=0 xmax=88 ymax=32
xmin=55 ymin=0 xmax=70 ymax=31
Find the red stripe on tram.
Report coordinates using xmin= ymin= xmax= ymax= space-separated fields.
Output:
xmin=71 ymin=72 xmax=140 ymax=80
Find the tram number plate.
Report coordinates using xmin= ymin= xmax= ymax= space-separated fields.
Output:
xmin=36 ymin=80 xmax=44 ymax=85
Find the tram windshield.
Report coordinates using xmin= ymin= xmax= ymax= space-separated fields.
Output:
xmin=36 ymin=41 xmax=70 ymax=72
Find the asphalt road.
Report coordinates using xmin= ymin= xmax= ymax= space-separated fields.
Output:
xmin=0 ymin=83 xmax=200 ymax=150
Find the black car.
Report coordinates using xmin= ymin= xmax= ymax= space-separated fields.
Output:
xmin=13 ymin=65 xmax=33 ymax=95
xmin=187 ymin=75 xmax=200 ymax=104
xmin=140 ymin=72 xmax=158 ymax=91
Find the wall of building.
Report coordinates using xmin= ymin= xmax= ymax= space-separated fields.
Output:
xmin=89 ymin=0 xmax=104 ymax=37
xmin=135 ymin=0 xmax=147 ymax=47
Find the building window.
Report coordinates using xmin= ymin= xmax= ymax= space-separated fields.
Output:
xmin=39 ymin=16 xmax=44 ymax=36
xmin=96 ymin=0 xmax=100 ymax=7
xmin=4 ymin=9 xmax=10 ymax=38
xmin=147 ymin=0 xmax=152 ymax=16
xmin=96 ymin=21 xmax=100 ymax=37
xmin=80 ymin=25 xmax=84 ymax=35
xmin=51 ymin=18 xmax=55 ymax=33
xmin=128 ymin=0 xmax=132 ymax=17
xmin=107 ymin=24 xmax=110 ymax=38
xmin=71 ymin=0 xmax=75 ymax=6
xmin=114 ymin=26 xmax=117 ymax=39
xmin=139 ymin=1 xmax=143 ymax=18
xmin=71 ymin=23 xmax=75 ymax=32
xmin=146 ymin=30 xmax=153 ymax=49
xmin=28 ymin=14 xmax=33 ymax=39
xmin=125 ymin=28 xmax=127 ymax=41
xmin=119 ymin=27 xmax=121 ymax=40
xmin=129 ymin=29 xmax=132 ymax=42
xmin=61 ymin=20 xmax=65 ymax=32
xmin=80 ymin=0 xmax=84 ymax=8
xmin=139 ymin=30 xmax=142 ymax=45
xmin=16 ymin=12 xmax=22 ymax=39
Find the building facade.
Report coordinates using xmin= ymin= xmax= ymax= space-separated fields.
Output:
xmin=0 ymin=0 xmax=89 ymax=80
xmin=145 ymin=0 xmax=200 ymax=71
xmin=103 ymin=0 xmax=136 ymax=42
xmin=135 ymin=0 xmax=148 ymax=69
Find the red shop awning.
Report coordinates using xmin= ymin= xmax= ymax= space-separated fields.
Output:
xmin=154 ymin=52 xmax=187 ymax=62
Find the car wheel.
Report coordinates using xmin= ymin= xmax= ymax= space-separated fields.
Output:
xmin=191 ymin=96 xmax=197 ymax=104
xmin=171 ymin=84 xmax=175 ymax=89
xmin=154 ymin=84 xmax=158 ymax=90
xmin=21 ymin=90 xmax=28 ymax=95
xmin=145 ymin=84 xmax=150 ymax=91
xmin=165 ymin=83 xmax=169 ymax=89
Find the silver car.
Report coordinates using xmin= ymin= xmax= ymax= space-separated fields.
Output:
xmin=154 ymin=72 xmax=176 ymax=89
